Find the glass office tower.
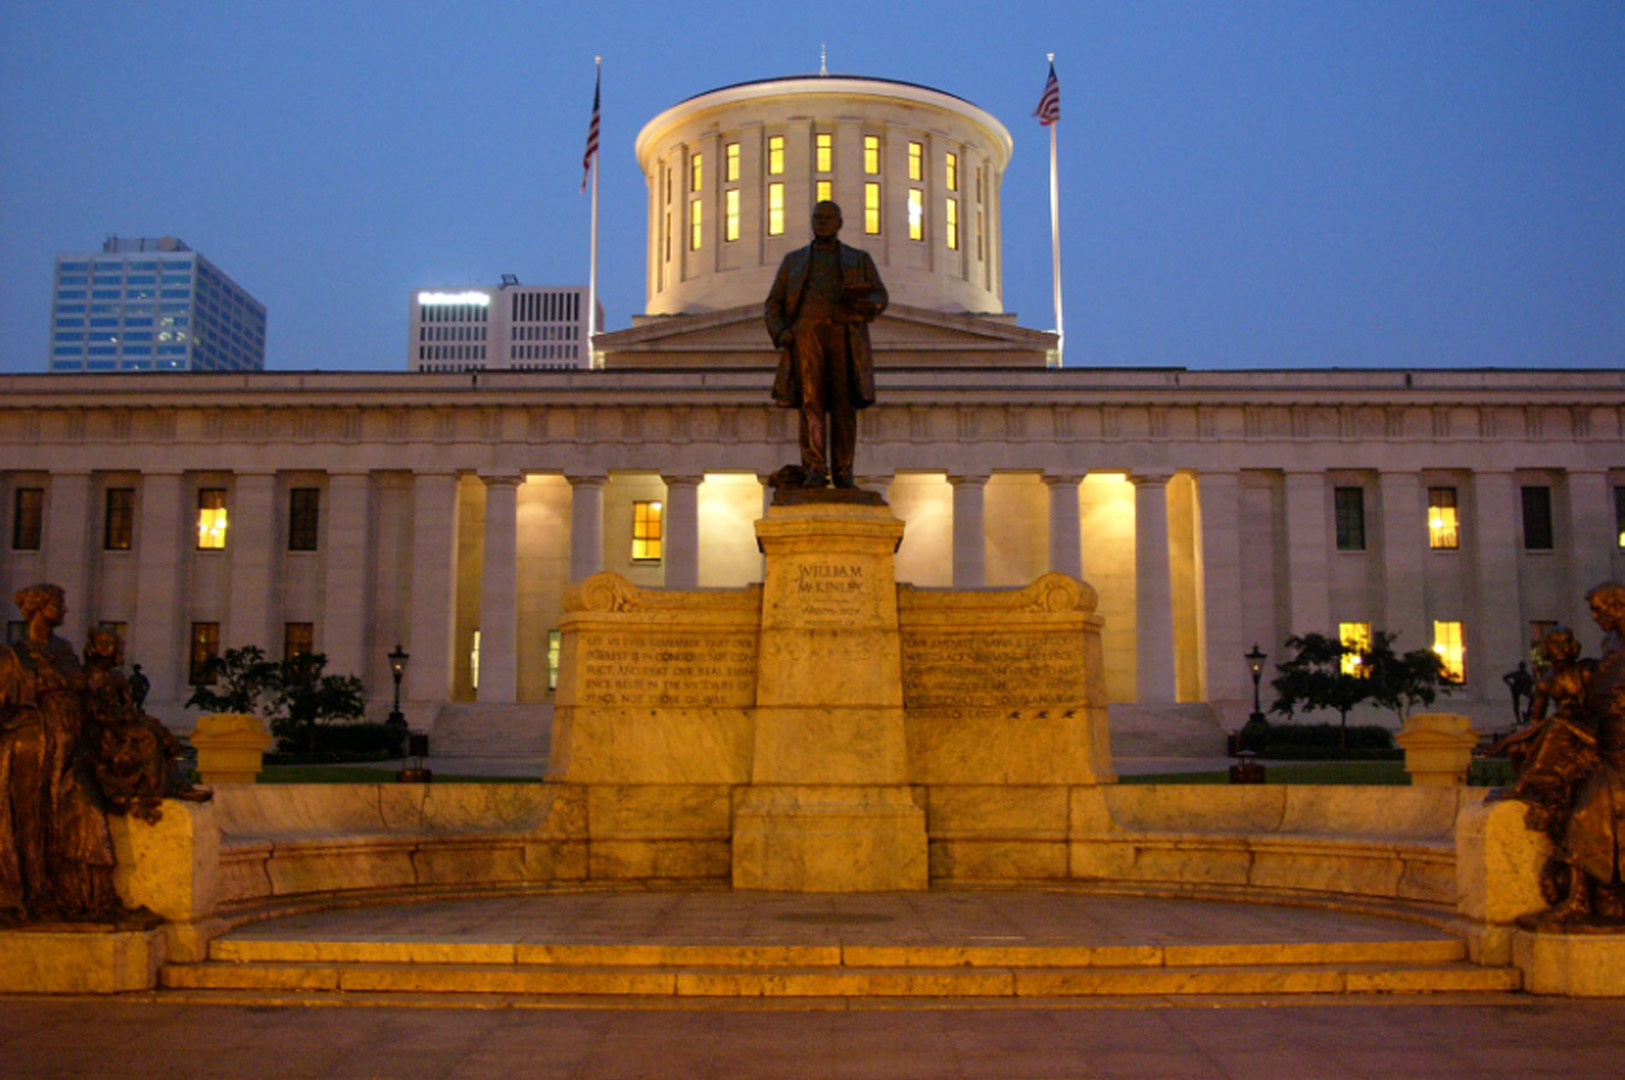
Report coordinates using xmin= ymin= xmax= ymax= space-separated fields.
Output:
xmin=48 ymin=236 xmax=267 ymax=372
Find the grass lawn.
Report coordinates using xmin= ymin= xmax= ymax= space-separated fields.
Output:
xmin=1120 ymin=760 xmax=1414 ymax=785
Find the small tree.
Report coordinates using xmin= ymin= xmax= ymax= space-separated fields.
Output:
xmin=1269 ymin=633 xmax=1369 ymax=749
xmin=269 ymin=652 xmax=368 ymax=753
xmin=185 ymin=645 xmax=280 ymax=715
xmin=1364 ymin=631 xmax=1452 ymax=723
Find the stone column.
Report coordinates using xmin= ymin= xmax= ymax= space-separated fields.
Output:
xmin=1471 ymin=469 xmax=1522 ymax=703
xmin=321 ymin=472 xmax=372 ymax=682
xmin=1565 ymin=470 xmax=1615 ymax=633
xmin=1283 ymin=470 xmax=1331 ymax=638
xmin=1197 ymin=470 xmax=1249 ymax=704
xmin=42 ymin=470 xmax=91 ymax=646
xmin=407 ymin=471 xmax=460 ymax=705
xmin=478 ymin=473 xmax=522 ymax=703
xmin=225 ymin=472 xmax=276 ymax=654
xmin=949 ymin=473 xmax=988 ymax=588
xmin=1044 ymin=473 xmax=1084 ymax=579
xmin=132 ymin=472 xmax=184 ymax=703
xmin=1378 ymin=471 xmax=1427 ymax=651
xmin=568 ymin=475 xmax=605 ymax=580
xmin=1133 ymin=471 xmax=1177 ymax=704
xmin=662 ymin=475 xmax=702 ymax=590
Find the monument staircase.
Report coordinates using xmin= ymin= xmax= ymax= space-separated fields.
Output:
xmin=158 ymin=888 xmax=1521 ymax=1004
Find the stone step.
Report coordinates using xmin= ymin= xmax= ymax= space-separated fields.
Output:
xmin=207 ymin=936 xmax=1469 ymax=969
xmin=160 ymin=957 xmax=1519 ymax=998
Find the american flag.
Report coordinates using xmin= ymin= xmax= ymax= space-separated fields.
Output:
xmin=1034 ymin=59 xmax=1060 ymax=126
xmin=582 ymin=63 xmax=601 ymax=193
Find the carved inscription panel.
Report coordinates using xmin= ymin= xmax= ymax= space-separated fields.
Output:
xmin=576 ymin=631 xmax=757 ymax=709
xmin=902 ymin=631 xmax=1086 ymax=709
xmin=790 ymin=559 xmax=872 ymax=626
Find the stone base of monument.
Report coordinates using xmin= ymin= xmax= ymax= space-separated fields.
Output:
xmin=1513 ymin=929 xmax=1625 ymax=996
xmin=549 ymin=496 xmax=1110 ymax=894
xmin=732 ymin=785 xmax=928 ymax=891
xmin=0 ymin=925 xmax=163 ymax=993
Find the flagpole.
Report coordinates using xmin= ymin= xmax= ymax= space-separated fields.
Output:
xmin=587 ymin=55 xmax=601 ymax=368
xmin=1047 ymin=53 xmax=1064 ymax=368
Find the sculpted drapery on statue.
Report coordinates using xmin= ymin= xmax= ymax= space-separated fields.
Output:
xmin=764 ymin=201 xmax=887 ymax=490
xmin=1496 ymin=581 xmax=1625 ymax=928
xmin=0 ymin=584 xmax=183 ymax=928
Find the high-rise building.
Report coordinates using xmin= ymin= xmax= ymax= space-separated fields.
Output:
xmin=409 ymin=280 xmax=601 ymax=372
xmin=48 ymin=236 xmax=267 ymax=373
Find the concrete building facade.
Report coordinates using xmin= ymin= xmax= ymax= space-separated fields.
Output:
xmin=5 ymin=76 xmax=1622 ymax=753
xmin=409 ymin=282 xmax=603 ymax=373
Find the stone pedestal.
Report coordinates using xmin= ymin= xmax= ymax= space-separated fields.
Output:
xmin=732 ymin=501 xmax=928 ymax=891
xmin=190 ymin=712 xmax=272 ymax=784
xmin=1397 ymin=713 xmax=1478 ymax=786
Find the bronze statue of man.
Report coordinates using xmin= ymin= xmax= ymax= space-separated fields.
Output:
xmin=764 ymin=201 xmax=887 ymax=489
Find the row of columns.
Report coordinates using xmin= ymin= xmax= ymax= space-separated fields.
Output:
xmin=464 ymin=470 xmax=1179 ymax=706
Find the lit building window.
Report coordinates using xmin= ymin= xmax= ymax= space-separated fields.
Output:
xmin=690 ymin=153 xmax=702 ymax=192
xmin=815 ymin=133 xmax=832 ymax=173
xmin=196 ymin=488 xmax=228 ymax=550
xmin=11 ymin=487 xmax=43 ymax=550
xmin=816 ymin=180 xmax=832 ymax=204
xmin=288 ymin=487 xmax=320 ymax=551
xmin=946 ymin=151 xmax=958 ymax=191
xmin=725 ymin=189 xmax=741 ymax=242
xmin=1433 ymin=620 xmax=1465 ymax=682
xmin=768 ymin=136 xmax=784 ymax=175
xmin=663 ymin=212 xmax=671 ymax=261
xmin=945 ymin=198 xmax=959 ymax=250
xmin=104 ymin=487 xmax=134 ymax=551
xmin=907 ymin=141 xmax=923 ymax=181
xmin=977 ymin=209 xmax=984 ymax=259
xmin=865 ymin=182 xmax=881 ymax=235
xmin=1339 ymin=622 xmax=1371 ymax=676
xmin=1616 ymin=486 xmax=1625 ymax=549
xmin=908 ymin=189 xmax=924 ymax=241
xmin=548 ymin=629 xmax=561 ymax=691
xmin=1427 ymin=487 xmax=1459 ymax=550
xmin=725 ymin=142 xmax=739 ymax=182
xmin=470 ymin=628 xmax=480 ymax=690
xmin=633 ymin=500 xmax=663 ymax=561
xmin=768 ymin=182 xmax=785 ymax=236
xmin=1529 ymin=620 xmax=1557 ymax=664
xmin=284 ymin=622 xmax=314 ymax=660
xmin=1334 ymin=486 xmax=1365 ymax=551
xmin=189 ymin=622 xmax=220 ymax=685
xmin=864 ymin=135 xmax=880 ymax=174
xmin=690 ymin=200 xmax=702 ymax=250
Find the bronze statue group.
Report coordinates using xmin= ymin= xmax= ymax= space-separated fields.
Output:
xmin=0 ymin=583 xmax=208 ymax=927
xmin=1491 ymin=581 xmax=1625 ymax=928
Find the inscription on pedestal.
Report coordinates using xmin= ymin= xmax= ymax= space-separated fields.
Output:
xmin=902 ymin=633 xmax=1085 ymax=708
xmin=792 ymin=559 xmax=872 ymax=625
xmin=578 ymin=632 xmax=756 ymax=708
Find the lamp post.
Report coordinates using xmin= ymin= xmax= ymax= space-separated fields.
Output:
xmin=1245 ymin=643 xmax=1267 ymax=726
xmin=387 ymin=643 xmax=409 ymax=727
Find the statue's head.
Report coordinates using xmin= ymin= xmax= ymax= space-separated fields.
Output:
xmin=13 ymin=583 xmax=66 ymax=624
xmin=1586 ymin=582 xmax=1625 ymax=633
xmin=84 ymin=627 xmax=122 ymax=667
xmin=812 ymin=200 xmax=843 ymax=241
xmin=1540 ymin=626 xmax=1580 ymax=665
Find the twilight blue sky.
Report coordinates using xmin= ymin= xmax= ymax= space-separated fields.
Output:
xmin=1 ymin=1 xmax=1620 ymax=373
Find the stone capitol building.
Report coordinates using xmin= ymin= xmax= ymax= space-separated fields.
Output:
xmin=3 ymin=73 xmax=1622 ymax=756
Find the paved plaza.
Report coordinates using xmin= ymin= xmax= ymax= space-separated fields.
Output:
xmin=3 ymin=994 xmax=1623 ymax=1078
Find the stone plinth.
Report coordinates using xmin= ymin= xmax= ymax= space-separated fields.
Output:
xmin=1514 ymin=930 xmax=1625 ymax=997
xmin=733 ymin=501 xmax=927 ymax=891
xmin=1397 ymin=712 xmax=1478 ymax=786
xmin=0 ymin=927 xmax=163 ymax=993
xmin=190 ymin=712 xmax=273 ymax=784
